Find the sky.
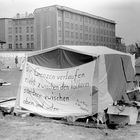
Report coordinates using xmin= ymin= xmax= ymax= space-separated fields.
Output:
xmin=0 ymin=0 xmax=139 ymax=45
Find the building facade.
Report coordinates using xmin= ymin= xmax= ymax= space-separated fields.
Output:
xmin=0 ymin=5 xmax=122 ymax=51
xmin=0 ymin=18 xmax=12 ymax=50
xmin=115 ymin=37 xmax=126 ymax=52
xmin=0 ymin=13 xmax=35 ymax=51
xmin=34 ymin=5 xmax=116 ymax=50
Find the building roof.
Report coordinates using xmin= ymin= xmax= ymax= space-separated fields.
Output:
xmin=0 ymin=18 xmax=12 ymax=20
xmin=27 ymin=45 xmax=130 ymax=57
xmin=34 ymin=5 xmax=115 ymax=24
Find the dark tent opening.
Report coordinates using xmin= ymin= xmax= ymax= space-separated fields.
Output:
xmin=28 ymin=48 xmax=96 ymax=68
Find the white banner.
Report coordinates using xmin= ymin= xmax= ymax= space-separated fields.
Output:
xmin=19 ymin=61 xmax=95 ymax=117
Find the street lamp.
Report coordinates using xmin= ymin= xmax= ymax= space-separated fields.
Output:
xmin=40 ymin=26 xmax=51 ymax=50
xmin=46 ymin=26 xmax=51 ymax=48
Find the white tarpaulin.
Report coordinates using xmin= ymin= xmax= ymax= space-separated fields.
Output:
xmin=15 ymin=45 xmax=135 ymax=118
xmin=18 ymin=61 xmax=95 ymax=117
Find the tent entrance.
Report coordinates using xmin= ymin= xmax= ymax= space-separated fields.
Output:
xmin=27 ymin=48 xmax=96 ymax=68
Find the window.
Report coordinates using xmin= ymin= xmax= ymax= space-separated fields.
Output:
xmin=65 ymin=12 xmax=69 ymax=18
xmin=26 ymin=35 xmax=29 ymax=41
xmin=58 ymin=40 xmax=62 ymax=44
xmin=19 ymin=35 xmax=22 ymax=41
xmin=8 ymin=27 xmax=12 ymax=34
xmin=30 ymin=20 xmax=34 ymax=24
xmin=71 ymin=41 xmax=74 ymax=45
xmin=93 ymin=28 xmax=95 ymax=33
xmin=58 ymin=10 xmax=62 ymax=17
xmin=75 ymin=24 xmax=78 ymax=30
xmin=15 ymin=35 xmax=18 ymax=41
xmin=71 ymin=32 xmax=74 ymax=38
xmin=96 ymin=36 xmax=99 ymax=41
xmin=8 ymin=35 xmax=12 ymax=42
xmin=80 ymin=25 xmax=83 ymax=30
xmin=58 ymin=21 xmax=62 ymax=28
xmin=113 ymin=31 xmax=115 ymax=36
xmin=89 ymin=35 xmax=91 ymax=40
xmin=96 ymin=20 xmax=99 ymax=25
xmin=76 ymin=41 xmax=79 ymax=45
xmin=19 ymin=27 xmax=22 ymax=33
xmin=31 ymin=26 xmax=34 ymax=33
xmin=80 ymin=16 xmax=83 ymax=22
xmin=31 ymin=43 xmax=34 ymax=48
xmin=85 ymin=17 xmax=88 ymax=23
xmin=75 ymin=32 xmax=78 ymax=39
xmin=96 ymin=28 xmax=99 ymax=34
xmin=80 ymin=33 xmax=82 ymax=39
xmin=85 ymin=34 xmax=88 ymax=40
xmin=19 ymin=43 xmax=22 ymax=48
xmin=93 ymin=35 xmax=95 ymax=41
xmin=8 ymin=20 xmax=12 ymax=25
xmin=31 ymin=35 xmax=34 ymax=41
xmin=16 ymin=43 xmax=18 ymax=49
xmin=65 ymin=31 xmax=70 ymax=38
xmin=8 ymin=44 xmax=12 ymax=49
xmin=89 ymin=27 xmax=91 ymax=33
xmin=89 ymin=18 xmax=91 ymax=24
xmin=18 ymin=20 xmax=21 ymax=25
xmin=65 ymin=40 xmax=69 ymax=44
xmin=26 ymin=20 xmax=29 ymax=24
xmin=15 ymin=21 xmax=18 ymax=25
xmin=101 ymin=36 xmax=103 ymax=42
xmin=85 ymin=26 xmax=88 ymax=32
xmin=15 ymin=27 xmax=18 ymax=34
xmin=26 ymin=27 xmax=29 ymax=33
xmin=71 ymin=23 xmax=74 ymax=30
xmin=58 ymin=30 xmax=62 ymax=37
xmin=75 ymin=15 xmax=78 ymax=21
xmin=65 ymin=22 xmax=69 ymax=29
xmin=92 ymin=19 xmax=95 ymax=24
xmin=70 ymin=13 xmax=73 ymax=19
xmin=27 ymin=43 xmax=30 ymax=48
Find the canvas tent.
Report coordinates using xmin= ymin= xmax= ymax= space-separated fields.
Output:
xmin=135 ymin=58 xmax=140 ymax=87
xmin=15 ymin=45 xmax=135 ymax=119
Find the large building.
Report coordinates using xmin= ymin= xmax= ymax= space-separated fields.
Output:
xmin=0 ymin=13 xmax=35 ymax=51
xmin=34 ymin=5 xmax=116 ymax=50
xmin=115 ymin=37 xmax=126 ymax=52
xmin=0 ymin=5 xmax=125 ymax=52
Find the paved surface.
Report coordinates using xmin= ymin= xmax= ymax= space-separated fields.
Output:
xmin=0 ymin=68 xmax=22 ymax=99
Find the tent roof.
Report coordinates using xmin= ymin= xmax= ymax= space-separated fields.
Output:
xmin=27 ymin=45 xmax=131 ymax=57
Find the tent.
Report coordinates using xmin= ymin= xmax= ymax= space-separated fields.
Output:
xmin=15 ymin=45 xmax=135 ymax=119
xmin=135 ymin=58 xmax=140 ymax=87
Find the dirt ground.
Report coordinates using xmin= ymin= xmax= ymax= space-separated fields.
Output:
xmin=0 ymin=114 xmax=140 ymax=140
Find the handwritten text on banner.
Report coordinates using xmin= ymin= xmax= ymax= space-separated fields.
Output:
xmin=19 ymin=61 xmax=95 ymax=117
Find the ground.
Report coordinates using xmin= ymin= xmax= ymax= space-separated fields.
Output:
xmin=0 ymin=69 xmax=140 ymax=140
xmin=0 ymin=114 xmax=140 ymax=140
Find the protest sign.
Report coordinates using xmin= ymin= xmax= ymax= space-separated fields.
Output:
xmin=19 ymin=61 xmax=95 ymax=117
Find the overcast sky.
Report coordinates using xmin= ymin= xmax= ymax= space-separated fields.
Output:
xmin=0 ymin=0 xmax=139 ymax=45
